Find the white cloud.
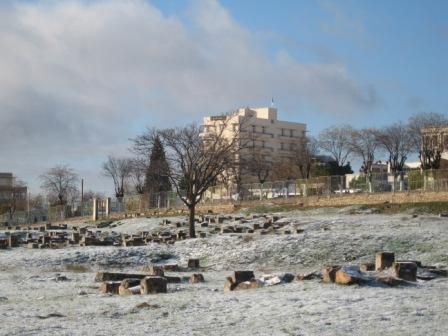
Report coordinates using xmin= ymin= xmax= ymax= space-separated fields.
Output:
xmin=0 ymin=0 xmax=377 ymax=192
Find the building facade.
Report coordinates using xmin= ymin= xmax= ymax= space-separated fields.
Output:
xmin=0 ymin=173 xmax=27 ymax=212
xmin=202 ymin=107 xmax=307 ymax=182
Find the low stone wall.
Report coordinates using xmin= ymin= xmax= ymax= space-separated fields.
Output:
xmin=297 ymin=191 xmax=448 ymax=208
xmin=198 ymin=191 xmax=448 ymax=213
xmin=44 ymin=191 xmax=448 ymax=226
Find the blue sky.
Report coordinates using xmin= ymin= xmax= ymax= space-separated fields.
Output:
xmin=151 ymin=0 xmax=448 ymax=131
xmin=0 ymin=0 xmax=446 ymax=193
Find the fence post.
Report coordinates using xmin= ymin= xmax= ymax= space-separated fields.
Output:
xmin=92 ymin=198 xmax=98 ymax=221
xmin=105 ymin=197 xmax=111 ymax=218
xmin=340 ymin=175 xmax=343 ymax=196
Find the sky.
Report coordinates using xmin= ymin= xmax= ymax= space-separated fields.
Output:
xmin=0 ymin=0 xmax=447 ymax=194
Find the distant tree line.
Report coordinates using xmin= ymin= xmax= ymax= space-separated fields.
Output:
xmin=33 ymin=111 xmax=447 ymax=237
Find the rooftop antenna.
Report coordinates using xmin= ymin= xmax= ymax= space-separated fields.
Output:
xmin=271 ymin=97 xmax=275 ymax=107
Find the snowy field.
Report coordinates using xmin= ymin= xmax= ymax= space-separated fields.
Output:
xmin=1 ymin=207 xmax=448 ymax=335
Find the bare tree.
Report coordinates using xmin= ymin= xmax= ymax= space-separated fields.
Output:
xmin=102 ymin=156 xmax=132 ymax=200
xmin=294 ymin=137 xmax=319 ymax=179
xmin=130 ymin=127 xmax=158 ymax=158
xmin=158 ymin=118 xmax=243 ymax=238
xmin=375 ymin=122 xmax=413 ymax=191
xmin=129 ymin=158 xmax=147 ymax=194
xmin=29 ymin=193 xmax=45 ymax=210
xmin=243 ymin=150 xmax=271 ymax=184
xmin=83 ymin=190 xmax=105 ymax=201
xmin=318 ymin=125 xmax=353 ymax=167
xmin=408 ymin=112 xmax=448 ymax=169
xmin=40 ymin=165 xmax=79 ymax=205
xmin=349 ymin=128 xmax=378 ymax=192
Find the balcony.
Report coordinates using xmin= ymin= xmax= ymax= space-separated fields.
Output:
xmin=277 ymin=134 xmax=303 ymax=140
xmin=240 ymin=130 xmax=275 ymax=139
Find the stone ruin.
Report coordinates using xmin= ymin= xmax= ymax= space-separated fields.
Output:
xmin=0 ymin=213 xmax=299 ymax=250
xmin=96 ymin=259 xmax=204 ymax=296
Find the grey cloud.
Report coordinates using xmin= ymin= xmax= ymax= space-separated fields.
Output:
xmin=0 ymin=0 xmax=378 ymax=192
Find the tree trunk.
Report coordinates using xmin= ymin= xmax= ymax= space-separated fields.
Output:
xmin=189 ymin=205 xmax=196 ymax=238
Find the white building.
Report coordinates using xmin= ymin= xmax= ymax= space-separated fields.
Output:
xmin=202 ymin=106 xmax=307 ymax=182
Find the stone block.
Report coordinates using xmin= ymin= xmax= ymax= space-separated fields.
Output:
xmin=95 ymin=272 xmax=147 ymax=282
xmin=100 ymin=281 xmax=121 ymax=294
xmin=321 ymin=265 xmax=341 ymax=283
xmin=8 ymin=235 xmax=19 ymax=248
xmin=360 ymin=262 xmax=375 ymax=272
xmin=375 ymin=252 xmax=395 ymax=270
xmin=231 ymin=271 xmax=255 ymax=284
xmin=71 ymin=232 xmax=80 ymax=243
xmin=335 ymin=266 xmax=366 ymax=285
xmin=188 ymin=258 xmax=200 ymax=269
xmin=121 ymin=278 xmax=141 ymax=289
xmin=199 ymin=232 xmax=207 ymax=238
xmin=234 ymin=279 xmax=261 ymax=290
xmin=0 ymin=239 xmax=8 ymax=249
xmin=118 ymin=278 xmax=142 ymax=295
xmin=119 ymin=285 xmax=141 ymax=295
xmin=165 ymin=276 xmax=181 ymax=283
xmin=393 ymin=262 xmax=417 ymax=282
xmin=189 ymin=273 xmax=205 ymax=284
xmin=143 ymin=265 xmax=165 ymax=276
xmin=140 ymin=276 xmax=167 ymax=294
xmin=224 ymin=277 xmax=237 ymax=292
xmin=297 ymin=272 xmax=321 ymax=281
xmin=280 ymin=273 xmax=295 ymax=283
xmin=163 ymin=264 xmax=179 ymax=271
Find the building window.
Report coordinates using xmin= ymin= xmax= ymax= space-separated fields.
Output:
xmin=281 ymin=128 xmax=285 ymax=136
xmin=252 ymin=125 xmax=256 ymax=133
xmin=262 ymin=126 xmax=266 ymax=133
xmin=280 ymin=143 xmax=284 ymax=150
xmin=262 ymin=141 xmax=265 ymax=148
xmin=290 ymin=129 xmax=293 ymax=137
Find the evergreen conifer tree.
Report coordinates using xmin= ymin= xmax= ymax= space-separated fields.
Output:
xmin=144 ymin=136 xmax=171 ymax=205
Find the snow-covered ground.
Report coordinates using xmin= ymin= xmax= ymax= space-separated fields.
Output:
xmin=1 ymin=208 xmax=448 ymax=335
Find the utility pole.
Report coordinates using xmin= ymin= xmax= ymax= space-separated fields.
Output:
xmin=81 ymin=178 xmax=84 ymax=216
xmin=27 ymin=192 xmax=30 ymax=224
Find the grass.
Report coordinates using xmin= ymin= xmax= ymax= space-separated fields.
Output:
xmin=64 ymin=263 xmax=90 ymax=273
xmin=243 ymin=203 xmax=302 ymax=215
xmin=373 ymin=202 xmax=448 ymax=215
xmin=242 ymin=201 xmax=448 ymax=216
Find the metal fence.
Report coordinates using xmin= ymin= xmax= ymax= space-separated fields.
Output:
xmin=3 ymin=169 xmax=448 ymax=226
xmin=141 ymin=169 xmax=448 ymax=209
